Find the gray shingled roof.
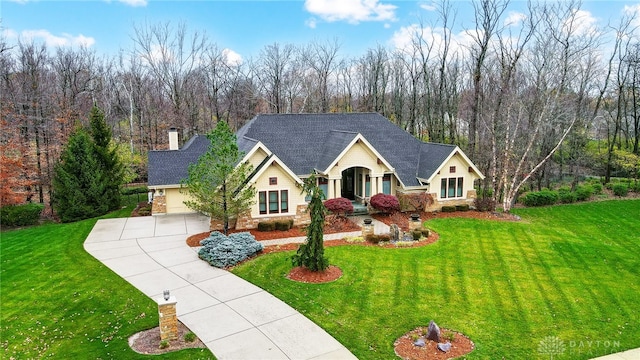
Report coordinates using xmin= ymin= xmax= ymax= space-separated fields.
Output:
xmin=149 ymin=113 xmax=458 ymax=188
xmin=148 ymin=135 xmax=210 ymax=186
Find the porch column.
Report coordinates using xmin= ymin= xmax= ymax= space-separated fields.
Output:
xmin=376 ymin=176 xmax=382 ymax=195
xmin=335 ymin=178 xmax=342 ymax=198
xmin=327 ymin=178 xmax=334 ymax=199
xmin=362 ymin=173 xmax=367 ymax=198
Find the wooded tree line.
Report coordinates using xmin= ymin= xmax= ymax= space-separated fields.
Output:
xmin=1 ymin=0 xmax=639 ymax=213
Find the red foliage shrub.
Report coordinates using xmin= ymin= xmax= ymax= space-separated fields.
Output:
xmin=324 ymin=197 xmax=354 ymax=216
xmin=370 ymin=193 xmax=400 ymax=213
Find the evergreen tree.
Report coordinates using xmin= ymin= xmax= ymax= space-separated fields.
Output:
xmin=52 ymin=129 xmax=108 ymax=222
xmin=88 ymin=105 xmax=123 ymax=210
xmin=291 ymin=174 xmax=329 ymax=272
xmin=182 ymin=120 xmax=256 ymax=235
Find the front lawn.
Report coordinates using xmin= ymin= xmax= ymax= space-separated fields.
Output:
xmin=233 ymin=200 xmax=640 ymax=359
xmin=0 ymin=208 xmax=214 ymax=359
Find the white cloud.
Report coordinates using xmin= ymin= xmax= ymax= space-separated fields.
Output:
xmin=624 ymin=4 xmax=640 ymax=32
xmin=306 ymin=17 xmax=318 ymax=29
xmin=117 ymin=0 xmax=147 ymax=7
xmin=15 ymin=29 xmax=95 ymax=47
xmin=504 ymin=11 xmax=526 ymax=27
xmin=222 ymin=48 xmax=243 ymax=66
xmin=304 ymin=0 xmax=397 ymax=24
xmin=390 ymin=24 xmax=472 ymax=58
xmin=419 ymin=2 xmax=436 ymax=12
xmin=563 ymin=9 xmax=598 ymax=37
xmin=6 ymin=0 xmax=30 ymax=4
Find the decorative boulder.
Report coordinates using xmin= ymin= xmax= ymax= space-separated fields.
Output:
xmin=437 ymin=342 xmax=451 ymax=352
xmin=426 ymin=320 xmax=441 ymax=342
xmin=389 ymin=224 xmax=400 ymax=241
xmin=413 ymin=338 xmax=426 ymax=347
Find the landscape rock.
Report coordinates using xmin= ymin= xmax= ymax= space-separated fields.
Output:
xmin=389 ymin=224 xmax=400 ymax=241
xmin=437 ymin=342 xmax=451 ymax=352
xmin=413 ymin=338 xmax=425 ymax=347
xmin=426 ymin=320 xmax=441 ymax=342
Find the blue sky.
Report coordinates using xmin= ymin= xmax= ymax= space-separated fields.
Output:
xmin=2 ymin=0 xmax=640 ymax=62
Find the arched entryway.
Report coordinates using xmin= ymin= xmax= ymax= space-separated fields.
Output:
xmin=341 ymin=166 xmax=374 ymax=202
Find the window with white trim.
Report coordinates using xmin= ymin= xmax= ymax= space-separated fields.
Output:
xmin=259 ymin=190 xmax=289 ymax=214
xmin=440 ymin=177 xmax=464 ymax=198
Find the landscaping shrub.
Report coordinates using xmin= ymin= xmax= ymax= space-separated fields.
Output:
xmin=631 ymin=181 xmax=640 ymax=193
xmin=558 ymin=187 xmax=577 ymax=204
xmin=412 ymin=230 xmax=422 ymax=240
xmin=275 ymin=220 xmax=291 ymax=231
xmin=366 ymin=234 xmax=390 ymax=244
xmin=455 ymin=204 xmax=470 ymax=211
xmin=575 ymin=185 xmax=593 ymax=201
xmin=397 ymin=192 xmax=433 ymax=212
xmin=369 ymin=193 xmax=400 ymax=213
xmin=257 ymin=221 xmax=276 ymax=231
xmin=592 ymin=183 xmax=603 ymax=195
xmin=324 ymin=197 xmax=354 ymax=216
xmin=120 ymin=185 xmax=148 ymax=195
xmin=474 ymin=197 xmax=496 ymax=212
xmin=522 ymin=190 xmax=558 ymax=207
xmin=613 ymin=183 xmax=629 ymax=197
xmin=0 ymin=203 xmax=44 ymax=227
xmin=441 ymin=205 xmax=456 ymax=212
xmin=421 ymin=228 xmax=430 ymax=238
xmin=198 ymin=231 xmax=263 ymax=268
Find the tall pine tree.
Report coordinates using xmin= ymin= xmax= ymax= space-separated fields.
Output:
xmin=89 ymin=105 xmax=123 ymax=211
xmin=291 ymin=174 xmax=329 ymax=272
xmin=52 ymin=129 xmax=108 ymax=222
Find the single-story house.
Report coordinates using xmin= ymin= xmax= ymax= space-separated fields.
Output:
xmin=148 ymin=113 xmax=484 ymax=230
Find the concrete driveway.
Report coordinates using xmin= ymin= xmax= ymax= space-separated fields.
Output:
xmin=84 ymin=214 xmax=357 ymax=360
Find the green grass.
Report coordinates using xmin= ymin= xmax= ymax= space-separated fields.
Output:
xmin=233 ymin=200 xmax=640 ymax=359
xmin=1 ymin=207 xmax=214 ymax=359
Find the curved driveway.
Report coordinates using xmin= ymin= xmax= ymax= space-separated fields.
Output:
xmin=84 ymin=214 xmax=357 ymax=360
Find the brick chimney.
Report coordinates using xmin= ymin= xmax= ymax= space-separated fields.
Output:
xmin=168 ymin=128 xmax=179 ymax=150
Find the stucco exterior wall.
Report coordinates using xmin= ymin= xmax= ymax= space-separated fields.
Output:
xmin=431 ymin=153 xmax=480 ymax=202
xmin=326 ymin=141 xmax=391 ymax=177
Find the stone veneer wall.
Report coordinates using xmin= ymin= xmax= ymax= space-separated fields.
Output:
xmin=211 ymin=204 xmax=311 ymax=231
xmin=152 ymin=195 xmax=167 ymax=214
xmin=424 ymin=189 xmax=478 ymax=212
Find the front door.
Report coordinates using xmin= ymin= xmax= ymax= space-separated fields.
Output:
xmin=341 ymin=168 xmax=355 ymax=199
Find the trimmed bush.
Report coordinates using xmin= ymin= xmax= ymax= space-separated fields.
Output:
xmin=575 ymin=185 xmax=593 ymax=201
xmin=366 ymin=234 xmax=390 ymax=244
xmin=369 ymin=193 xmax=400 ymax=213
xmin=613 ymin=183 xmax=629 ymax=197
xmin=198 ymin=231 xmax=263 ymax=268
xmin=522 ymin=190 xmax=558 ymax=207
xmin=275 ymin=220 xmax=291 ymax=231
xmin=0 ymin=203 xmax=44 ymax=227
xmin=455 ymin=204 xmax=470 ymax=211
xmin=474 ymin=197 xmax=496 ymax=212
xmin=558 ymin=187 xmax=577 ymax=204
xmin=412 ymin=230 xmax=422 ymax=240
xmin=257 ymin=221 xmax=276 ymax=232
xmin=631 ymin=182 xmax=640 ymax=193
xmin=324 ymin=197 xmax=354 ymax=216
xmin=592 ymin=183 xmax=603 ymax=195
xmin=441 ymin=205 xmax=456 ymax=212
xmin=421 ymin=228 xmax=430 ymax=238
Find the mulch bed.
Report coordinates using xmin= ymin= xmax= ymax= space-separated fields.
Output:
xmin=128 ymin=320 xmax=206 ymax=355
xmin=394 ymin=327 xmax=474 ymax=360
xmin=287 ymin=265 xmax=343 ymax=283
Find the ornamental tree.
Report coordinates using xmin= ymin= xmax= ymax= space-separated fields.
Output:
xmin=291 ymin=174 xmax=329 ymax=272
xmin=324 ymin=197 xmax=353 ymax=217
xmin=370 ymin=193 xmax=400 ymax=214
xmin=182 ymin=120 xmax=255 ymax=235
